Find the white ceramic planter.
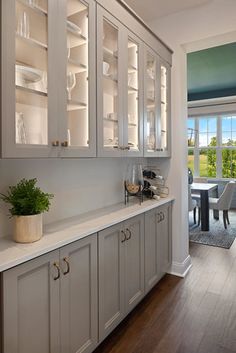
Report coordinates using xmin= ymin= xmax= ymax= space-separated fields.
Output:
xmin=13 ymin=213 xmax=43 ymax=243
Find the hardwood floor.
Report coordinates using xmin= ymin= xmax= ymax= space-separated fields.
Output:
xmin=94 ymin=240 xmax=236 ymax=353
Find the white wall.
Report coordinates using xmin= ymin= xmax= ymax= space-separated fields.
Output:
xmin=148 ymin=0 xmax=236 ymax=276
xmin=0 ymin=157 xmax=146 ymax=238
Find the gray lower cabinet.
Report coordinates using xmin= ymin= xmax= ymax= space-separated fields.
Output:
xmin=0 ymin=204 xmax=172 ymax=353
xmin=2 ymin=250 xmax=60 ymax=353
xmin=145 ymin=203 xmax=172 ymax=293
xmin=1 ymin=234 xmax=98 ymax=353
xmin=98 ymin=214 xmax=145 ymax=341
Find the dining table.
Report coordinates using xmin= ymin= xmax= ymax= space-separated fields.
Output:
xmin=191 ymin=182 xmax=219 ymax=231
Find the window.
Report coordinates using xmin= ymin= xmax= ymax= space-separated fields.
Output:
xmin=188 ymin=114 xmax=236 ymax=178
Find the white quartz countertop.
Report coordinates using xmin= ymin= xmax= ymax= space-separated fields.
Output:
xmin=0 ymin=197 xmax=174 ymax=272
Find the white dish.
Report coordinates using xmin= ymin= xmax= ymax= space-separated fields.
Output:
xmin=16 ymin=65 xmax=42 ymax=85
xmin=67 ymin=20 xmax=82 ymax=34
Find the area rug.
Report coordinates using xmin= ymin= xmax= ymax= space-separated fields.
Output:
xmin=189 ymin=211 xmax=236 ymax=249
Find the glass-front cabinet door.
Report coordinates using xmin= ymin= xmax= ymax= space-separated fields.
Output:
xmin=97 ymin=6 xmax=123 ymax=156
xmin=144 ymin=46 xmax=171 ymax=157
xmin=97 ymin=6 xmax=143 ymax=157
xmin=123 ymin=33 xmax=143 ymax=157
xmin=158 ymin=60 xmax=171 ymax=156
xmin=144 ymin=47 xmax=158 ymax=156
xmin=1 ymin=0 xmax=57 ymax=157
xmin=1 ymin=0 xmax=96 ymax=158
xmin=59 ymin=0 xmax=96 ymax=157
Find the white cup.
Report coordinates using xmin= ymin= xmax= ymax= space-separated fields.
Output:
xmin=103 ymin=61 xmax=110 ymax=76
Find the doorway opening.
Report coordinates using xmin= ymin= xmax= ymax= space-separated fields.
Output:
xmin=187 ymin=43 xmax=236 ymax=249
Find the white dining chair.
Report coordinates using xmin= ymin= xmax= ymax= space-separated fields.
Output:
xmin=189 ymin=185 xmax=198 ymax=224
xmin=209 ymin=181 xmax=236 ymax=229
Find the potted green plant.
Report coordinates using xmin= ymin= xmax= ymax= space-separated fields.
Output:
xmin=0 ymin=178 xmax=54 ymax=243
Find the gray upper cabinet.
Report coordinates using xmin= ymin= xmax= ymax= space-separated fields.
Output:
xmin=96 ymin=5 xmax=144 ymax=157
xmin=1 ymin=0 xmax=171 ymax=158
xmin=158 ymin=59 xmax=171 ymax=157
xmin=144 ymin=44 xmax=171 ymax=157
xmin=1 ymin=0 xmax=96 ymax=158
xmin=98 ymin=214 xmax=144 ymax=341
xmin=2 ymin=234 xmax=98 ymax=353
xmin=57 ymin=0 xmax=97 ymax=158
xmin=1 ymin=0 xmax=57 ymax=158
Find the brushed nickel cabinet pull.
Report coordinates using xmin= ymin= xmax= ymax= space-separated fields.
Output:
xmin=157 ymin=213 xmax=161 ymax=223
xmin=125 ymin=146 xmax=130 ymax=150
xmin=126 ymin=228 xmax=131 ymax=240
xmin=61 ymin=141 xmax=68 ymax=147
xmin=121 ymin=230 xmax=126 ymax=243
xmin=62 ymin=257 xmax=70 ymax=275
xmin=53 ymin=262 xmax=61 ymax=281
xmin=52 ymin=140 xmax=59 ymax=147
xmin=160 ymin=212 xmax=165 ymax=221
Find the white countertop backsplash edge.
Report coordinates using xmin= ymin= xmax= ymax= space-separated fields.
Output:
xmin=0 ymin=197 xmax=174 ymax=272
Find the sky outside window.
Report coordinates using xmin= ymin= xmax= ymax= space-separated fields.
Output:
xmin=199 ymin=117 xmax=216 ymax=147
xmin=222 ymin=116 xmax=236 ymax=145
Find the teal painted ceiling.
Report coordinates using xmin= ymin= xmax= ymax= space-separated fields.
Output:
xmin=187 ymin=43 xmax=236 ymax=101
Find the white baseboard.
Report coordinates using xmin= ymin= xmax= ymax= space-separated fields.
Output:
xmin=167 ymin=255 xmax=192 ymax=277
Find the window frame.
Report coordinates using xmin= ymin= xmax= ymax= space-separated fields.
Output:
xmin=188 ymin=114 xmax=236 ymax=179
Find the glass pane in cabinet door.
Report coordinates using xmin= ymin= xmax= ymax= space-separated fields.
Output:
xmin=146 ymin=52 xmax=156 ymax=152
xmin=67 ymin=0 xmax=89 ymax=147
xmin=160 ymin=65 xmax=168 ymax=151
xmin=102 ymin=20 xmax=119 ymax=148
xmin=15 ymin=0 xmax=48 ymax=145
xmin=127 ymin=39 xmax=139 ymax=151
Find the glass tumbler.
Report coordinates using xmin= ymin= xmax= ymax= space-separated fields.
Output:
xmin=17 ymin=11 xmax=30 ymax=39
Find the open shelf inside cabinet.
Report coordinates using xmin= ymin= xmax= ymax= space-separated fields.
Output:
xmin=103 ymin=47 xmax=118 ymax=62
xmin=68 ymin=59 xmax=87 ymax=74
xmin=16 ymin=0 xmax=48 ymax=44
xmin=17 ymin=0 xmax=47 ymax=16
xmin=67 ymin=0 xmax=87 ymax=17
xmin=16 ymin=36 xmax=47 ymax=72
xmin=16 ymin=86 xmax=47 ymax=108
xmin=128 ymin=86 xmax=138 ymax=94
xmin=103 ymin=76 xmax=118 ymax=96
xmin=103 ymin=117 xmax=118 ymax=123
xmin=67 ymin=100 xmax=87 ymax=111
xmin=67 ymin=29 xmax=87 ymax=48
xmin=128 ymin=65 xmax=137 ymax=73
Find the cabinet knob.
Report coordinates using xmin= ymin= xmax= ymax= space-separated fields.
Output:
xmin=156 ymin=148 xmax=164 ymax=152
xmin=125 ymin=146 xmax=130 ymax=151
xmin=121 ymin=230 xmax=126 ymax=243
xmin=62 ymin=257 xmax=70 ymax=275
xmin=126 ymin=228 xmax=131 ymax=240
xmin=61 ymin=141 xmax=68 ymax=147
xmin=52 ymin=140 xmax=59 ymax=147
xmin=53 ymin=262 xmax=61 ymax=280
